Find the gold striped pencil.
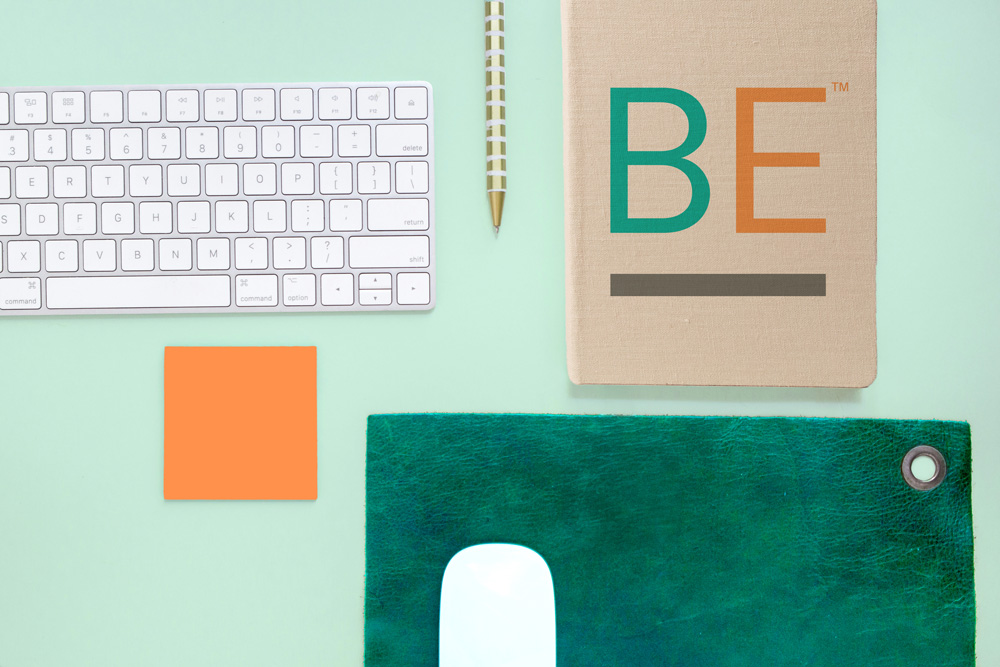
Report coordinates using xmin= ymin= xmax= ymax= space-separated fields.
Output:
xmin=485 ymin=1 xmax=506 ymax=234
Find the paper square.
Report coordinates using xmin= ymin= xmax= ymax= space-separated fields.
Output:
xmin=164 ymin=347 xmax=317 ymax=500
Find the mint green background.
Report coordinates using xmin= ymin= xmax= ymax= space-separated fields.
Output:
xmin=0 ymin=1 xmax=995 ymax=665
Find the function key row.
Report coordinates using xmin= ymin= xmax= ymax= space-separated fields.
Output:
xmin=0 ymin=86 xmax=429 ymax=126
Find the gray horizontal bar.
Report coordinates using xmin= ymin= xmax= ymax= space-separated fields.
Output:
xmin=610 ymin=274 xmax=826 ymax=297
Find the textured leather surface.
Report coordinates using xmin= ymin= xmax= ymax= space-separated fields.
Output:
xmin=365 ymin=415 xmax=974 ymax=666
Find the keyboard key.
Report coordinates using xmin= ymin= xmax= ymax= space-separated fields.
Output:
xmin=54 ymin=165 xmax=87 ymax=198
xmin=148 ymin=127 xmax=181 ymax=159
xmin=65 ymin=203 xmax=97 ymax=235
xmin=91 ymin=90 xmax=124 ymax=123
xmin=318 ymin=87 xmax=351 ymax=120
xmin=205 ymin=89 xmax=237 ymax=121
xmin=52 ymin=92 xmax=85 ymax=123
xmin=83 ymin=239 xmax=116 ymax=271
xmin=357 ymin=162 xmax=391 ymax=194
xmin=253 ymin=200 xmax=285 ymax=232
xmin=14 ymin=92 xmax=47 ymax=124
xmin=139 ymin=202 xmax=171 ymax=234
xmin=34 ymin=129 xmax=67 ymax=161
xmin=166 ymin=164 xmax=200 ymax=196
xmin=223 ymin=126 xmax=256 ymax=158
xmin=205 ymin=163 xmax=238 ymax=196
xmin=329 ymin=199 xmax=362 ymax=231
xmin=177 ymin=201 xmax=211 ymax=234
xmin=244 ymin=163 xmax=277 ymax=195
xmin=101 ymin=202 xmax=134 ymax=234
xmin=110 ymin=128 xmax=142 ymax=160
xmin=0 ymin=204 xmax=21 ymax=235
xmin=15 ymin=166 xmax=49 ymax=198
xmin=216 ymin=200 xmax=249 ymax=233
xmin=283 ymin=274 xmax=316 ymax=306
xmin=359 ymin=273 xmax=391 ymax=289
xmin=235 ymin=237 xmax=267 ymax=269
xmin=25 ymin=203 xmax=58 ymax=235
xmin=291 ymin=199 xmax=324 ymax=232
xmin=236 ymin=274 xmax=278 ymax=307
xmin=121 ymin=239 xmax=155 ymax=271
xmin=129 ymin=164 xmax=163 ymax=197
xmin=186 ymin=127 xmax=219 ymax=159
xmin=395 ymin=86 xmax=428 ymax=120
xmin=397 ymin=272 xmax=431 ymax=305
xmin=92 ymin=165 xmax=126 ymax=197
xmin=376 ymin=123 xmax=428 ymax=157
xmin=368 ymin=198 xmax=430 ymax=231
xmin=128 ymin=90 xmax=161 ymax=123
xmin=320 ymin=273 xmax=354 ymax=306
xmin=357 ymin=87 xmax=390 ymax=120
xmin=166 ymin=89 xmax=199 ymax=122
xmin=47 ymin=275 xmax=231 ymax=309
xmin=281 ymin=163 xmax=314 ymax=195
xmin=197 ymin=237 xmax=230 ymax=270
xmin=242 ymin=88 xmax=275 ymax=121
xmin=274 ymin=236 xmax=306 ymax=269
xmin=280 ymin=88 xmax=313 ymax=120
xmin=47 ymin=240 xmax=72 ymax=275
xmin=338 ymin=124 xmax=371 ymax=157
xmin=1 ymin=130 xmax=29 ymax=161
xmin=300 ymin=125 xmax=333 ymax=158
xmin=310 ymin=236 xmax=345 ymax=268
xmin=395 ymin=161 xmax=429 ymax=194
xmin=261 ymin=126 xmax=294 ymax=157
xmin=71 ymin=128 xmax=104 ymax=161
xmin=0 ymin=278 xmax=42 ymax=310
xmin=348 ymin=235 xmax=430 ymax=268
xmin=359 ymin=289 xmax=392 ymax=306
xmin=319 ymin=162 xmax=353 ymax=194
xmin=8 ymin=240 xmax=41 ymax=272
xmin=0 ymin=167 xmax=9 ymax=198
xmin=0 ymin=92 xmax=8 ymax=124
xmin=159 ymin=238 xmax=193 ymax=271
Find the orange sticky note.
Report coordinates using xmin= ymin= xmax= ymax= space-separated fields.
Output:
xmin=164 ymin=347 xmax=317 ymax=500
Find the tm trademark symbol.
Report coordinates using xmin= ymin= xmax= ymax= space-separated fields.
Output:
xmin=832 ymin=82 xmax=849 ymax=92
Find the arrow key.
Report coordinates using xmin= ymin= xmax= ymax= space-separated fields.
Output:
xmin=359 ymin=288 xmax=392 ymax=306
xmin=321 ymin=273 xmax=354 ymax=306
xmin=359 ymin=272 xmax=391 ymax=289
xmin=397 ymin=272 xmax=431 ymax=306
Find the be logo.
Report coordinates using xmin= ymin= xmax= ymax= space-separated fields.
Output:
xmin=610 ymin=87 xmax=836 ymax=234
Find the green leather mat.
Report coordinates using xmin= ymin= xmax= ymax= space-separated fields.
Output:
xmin=365 ymin=415 xmax=974 ymax=666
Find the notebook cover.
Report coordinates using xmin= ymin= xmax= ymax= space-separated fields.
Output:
xmin=365 ymin=414 xmax=974 ymax=666
xmin=562 ymin=0 xmax=877 ymax=386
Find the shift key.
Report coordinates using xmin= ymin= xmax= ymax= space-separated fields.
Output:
xmin=349 ymin=235 xmax=429 ymax=268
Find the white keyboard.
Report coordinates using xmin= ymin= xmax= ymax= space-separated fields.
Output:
xmin=0 ymin=81 xmax=434 ymax=315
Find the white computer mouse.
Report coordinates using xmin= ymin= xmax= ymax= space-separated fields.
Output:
xmin=439 ymin=543 xmax=556 ymax=667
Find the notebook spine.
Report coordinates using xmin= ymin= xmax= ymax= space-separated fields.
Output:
xmin=561 ymin=0 xmax=585 ymax=384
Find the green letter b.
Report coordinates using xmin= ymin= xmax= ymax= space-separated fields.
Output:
xmin=610 ymin=88 xmax=710 ymax=233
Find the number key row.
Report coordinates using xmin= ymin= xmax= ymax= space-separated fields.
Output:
xmin=0 ymin=124 xmax=428 ymax=162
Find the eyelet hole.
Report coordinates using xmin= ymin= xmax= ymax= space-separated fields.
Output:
xmin=902 ymin=446 xmax=947 ymax=491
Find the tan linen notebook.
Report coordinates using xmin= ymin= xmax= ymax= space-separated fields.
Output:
xmin=563 ymin=0 xmax=877 ymax=387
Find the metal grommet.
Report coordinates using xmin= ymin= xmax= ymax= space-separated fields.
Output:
xmin=902 ymin=446 xmax=947 ymax=491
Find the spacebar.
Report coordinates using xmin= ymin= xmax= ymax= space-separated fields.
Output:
xmin=47 ymin=275 xmax=232 ymax=310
